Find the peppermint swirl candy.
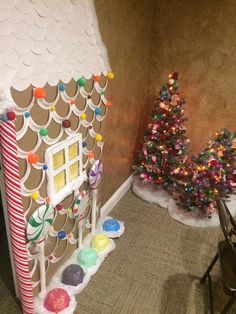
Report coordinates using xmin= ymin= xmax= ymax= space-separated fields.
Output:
xmin=27 ymin=204 xmax=54 ymax=242
xmin=89 ymin=160 xmax=103 ymax=189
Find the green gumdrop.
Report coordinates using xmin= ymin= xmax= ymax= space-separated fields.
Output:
xmin=77 ymin=77 xmax=87 ymax=86
xmin=39 ymin=128 xmax=48 ymax=136
xmin=77 ymin=247 xmax=98 ymax=268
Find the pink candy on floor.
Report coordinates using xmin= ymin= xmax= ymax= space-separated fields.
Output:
xmin=44 ymin=288 xmax=70 ymax=313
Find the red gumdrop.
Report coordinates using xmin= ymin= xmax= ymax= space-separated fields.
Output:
xmin=34 ymin=88 xmax=46 ymax=99
xmin=62 ymin=120 xmax=71 ymax=128
xmin=44 ymin=288 xmax=70 ymax=313
xmin=56 ymin=204 xmax=63 ymax=211
xmin=7 ymin=111 xmax=16 ymax=121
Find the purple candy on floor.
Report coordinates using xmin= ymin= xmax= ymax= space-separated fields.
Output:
xmin=61 ymin=264 xmax=85 ymax=286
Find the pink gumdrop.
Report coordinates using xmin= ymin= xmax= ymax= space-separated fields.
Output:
xmin=44 ymin=288 xmax=70 ymax=313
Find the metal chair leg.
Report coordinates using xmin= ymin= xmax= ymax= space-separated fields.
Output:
xmin=208 ymin=274 xmax=214 ymax=314
xmin=200 ymin=253 xmax=219 ymax=284
xmin=221 ymin=295 xmax=236 ymax=314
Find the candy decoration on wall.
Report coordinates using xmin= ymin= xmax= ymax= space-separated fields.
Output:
xmin=27 ymin=204 xmax=54 ymax=293
xmin=44 ymin=288 xmax=70 ymax=313
xmin=0 ymin=120 xmax=34 ymax=314
xmin=73 ymin=191 xmax=89 ymax=247
xmin=89 ymin=160 xmax=103 ymax=234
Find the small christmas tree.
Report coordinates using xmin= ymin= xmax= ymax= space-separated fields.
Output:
xmin=177 ymin=129 xmax=236 ymax=217
xmin=134 ymin=72 xmax=189 ymax=192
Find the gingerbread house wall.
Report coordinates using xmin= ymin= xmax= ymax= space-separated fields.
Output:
xmin=12 ymin=76 xmax=109 ymax=296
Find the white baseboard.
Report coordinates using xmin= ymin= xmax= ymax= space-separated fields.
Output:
xmin=100 ymin=174 xmax=134 ymax=218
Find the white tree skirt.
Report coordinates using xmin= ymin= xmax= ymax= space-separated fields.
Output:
xmin=133 ymin=177 xmax=236 ymax=228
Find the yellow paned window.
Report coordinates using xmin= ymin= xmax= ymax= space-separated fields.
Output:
xmin=69 ymin=162 xmax=79 ymax=181
xmin=53 ymin=171 xmax=66 ymax=192
xmin=53 ymin=150 xmax=65 ymax=170
xmin=69 ymin=142 xmax=78 ymax=161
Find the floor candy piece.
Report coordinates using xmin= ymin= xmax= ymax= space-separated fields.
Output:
xmin=44 ymin=288 xmax=70 ymax=313
xmin=61 ymin=264 xmax=85 ymax=286
xmin=77 ymin=247 xmax=98 ymax=268
xmin=91 ymin=233 xmax=110 ymax=253
xmin=102 ymin=218 xmax=120 ymax=232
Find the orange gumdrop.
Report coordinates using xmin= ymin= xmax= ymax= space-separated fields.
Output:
xmin=94 ymin=75 xmax=101 ymax=81
xmin=88 ymin=152 xmax=94 ymax=158
xmin=28 ymin=153 xmax=40 ymax=164
xmin=106 ymin=101 xmax=112 ymax=107
xmin=34 ymin=88 xmax=46 ymax=99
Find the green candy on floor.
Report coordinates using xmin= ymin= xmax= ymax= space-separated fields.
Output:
xmin=77 ymin=247 xmax=98 ymax=268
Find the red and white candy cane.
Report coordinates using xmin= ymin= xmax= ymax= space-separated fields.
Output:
xmin=0 ymin=121 xmax=34 ymax=314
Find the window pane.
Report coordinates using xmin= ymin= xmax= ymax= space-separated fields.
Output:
xmin=69 ymin=162 xmax=79 ymax=181
xmin=53 ymin=171 xmax=66 ymax=192
xmin=69 ymin=142 xmax=78 ymax=161
xmin=53 ymin=150 xmax=65 ymax=170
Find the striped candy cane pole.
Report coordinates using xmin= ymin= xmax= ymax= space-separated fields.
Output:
xmin=0 ymin=121 xmax=34 ymax=314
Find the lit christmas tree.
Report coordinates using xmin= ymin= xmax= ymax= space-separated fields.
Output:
xmin=177 ymin=129 xmax=236 ymax=217
xmin=134 ymin=72 xmax=189 ymax=192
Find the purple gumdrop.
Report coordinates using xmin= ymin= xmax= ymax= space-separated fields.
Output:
xmin=61 ymin=264 xmax=85 ymax=286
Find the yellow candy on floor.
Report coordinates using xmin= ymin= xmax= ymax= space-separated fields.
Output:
xmin=91 ymin=233 xmax=110 ymax=252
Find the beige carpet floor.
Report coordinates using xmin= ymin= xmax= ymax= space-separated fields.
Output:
xmin=1 ymin=190 xmax=236 ymax=313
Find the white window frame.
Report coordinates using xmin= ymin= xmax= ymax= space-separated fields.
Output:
xmin=45 ymin=134 xmax=87 ymax=206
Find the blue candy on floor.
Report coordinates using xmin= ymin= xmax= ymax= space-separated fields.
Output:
xmin=102 ymin=218 xmax=120 ymax=232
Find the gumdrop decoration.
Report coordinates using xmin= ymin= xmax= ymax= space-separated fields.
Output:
xmin=80 ymin=113 xmax=86 ymax=120
xmin=39 ymin=128 xmax=48 ymax=136
xmin=34 ymin=88 xmax=46 ymax=99
xmin=62 ymin=119 xmax=71 ymax=128
xmin=24 ymin=112 xmax=30 ymax=118
xmin=58 ymin=83 xmax=65 ymax=91
xmin=77 ymin=77 xmax=87 ymax=86
xmin=91 ymin=233 xmax=110 ymax=253
xmin=61 ymin=264 xmax=85 ymax=286
xmin=44 ymin=288 xmax=70 ymax=313
xmin=95 ymin=134 xmax=103 ymax=142
xmin=107 ymin=72 xmax=115 ymax=80
xmin=94 ymin=75 xmax=100 ymax=81
xmin=77 ymin=247 xmax=98 ymax=268
xmin=7 ymin=111 xmax=16 ymax=120
xmin=58 ymin=230 xmax=67 ymax=239
xmin=95 ymin=108 xmax=102 ymax=115
xmin=28 ymin=153 xmax=40 ymax=164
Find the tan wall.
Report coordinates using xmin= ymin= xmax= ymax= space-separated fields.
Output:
xmin=95 ymin=0 xmax=156 ymax=204
xmin=149 ymin=0 xmax=236 ymax=154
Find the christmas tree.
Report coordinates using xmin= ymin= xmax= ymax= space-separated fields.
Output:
xmin=134 ymin=72 xmax=189 ymax=192
xmin=176 ymin=129 xmax=236 ymax=217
